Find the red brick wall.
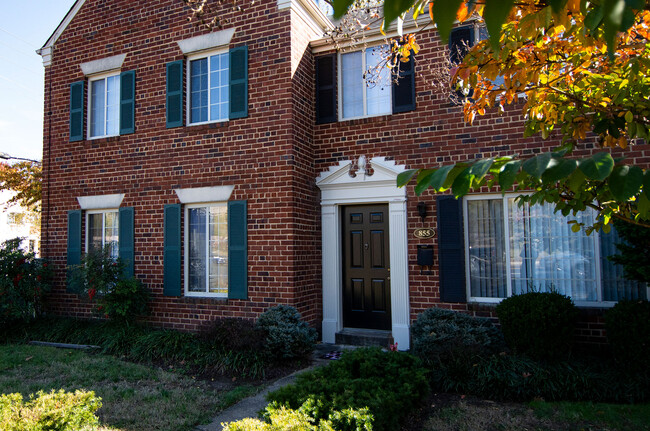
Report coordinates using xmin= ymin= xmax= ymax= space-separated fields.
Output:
xmin=312 ymin=29 xmax=650 ymax=333
xmin=41 ymin=0 xmax=323 ymax=330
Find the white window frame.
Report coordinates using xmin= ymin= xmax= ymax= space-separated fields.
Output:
xmin=85 ymin=209 xmax=119 ymax=257
xmin=337 ymin=45 xmax=392 ymax=121
xmin=184 ymin=202 xmax=229 ymax=298
xmin=186 ymin=48 xmax=230 ymax=126
xmin=87 ymin=71 xmax=121 ymax=139
xmin=462 ymin=194 xmax=649 ymax=307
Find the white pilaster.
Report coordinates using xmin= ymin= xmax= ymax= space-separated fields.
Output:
xmin=389 ymin=200 xmax=410 ymax=350
xmin=321 ymin=204 xmax=342 ymax=343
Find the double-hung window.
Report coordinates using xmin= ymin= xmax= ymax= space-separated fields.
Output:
xmin=86 ymin=209 xmax=119 ymax=259
xmin=188 ymin=50 xmax=230 ymax=124
xmin=185 ymin=203 xmax=229 ymax=297
xmin=339 ymin=46 xmax=392 ymax=120
xmin=88 ymin=73 xmax=121 ymax=138
xmin=463 ymin=195 xmax=647 ymax=305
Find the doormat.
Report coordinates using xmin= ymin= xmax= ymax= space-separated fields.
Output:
xmin=321 ymin=351 xmax=342 ymax=360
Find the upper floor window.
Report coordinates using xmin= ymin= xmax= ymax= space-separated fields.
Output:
xmin=86 ymin=209 xmax=119 ymax=259
xmin=89 ymin=72 xmax=121 ymax=138
xmin=340 ymin=46 xmax=392 ymax=120
xmin=188 ymin=50 xmax=230 ymax=125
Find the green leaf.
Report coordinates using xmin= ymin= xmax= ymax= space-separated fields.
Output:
xmin=469 ymin=158 xmax=495 ymax=179
xmin=549 ymin=0 xmax=568 ymax=13
xmin=609 ymin=165 xmax=644 ymax=201
xmin=568 ymin=169 xmax=586 ymax=193
xmin=483 ymin=0 xmax=515 ymax=52
xmin=432 ymin=0 xmax=464 ymax=44
xmin=638 ymin=193 xmax=650 ymax=219
xmin=498 ymin=160 xmax=522 ymax=192
xmin=602 ymin=0 xmax=626 ymax=59
xmin=397 ymin=169 xmax=418 ymax=188
xmin=542 ymin=158 xmax=578 ymax=183
xmin=644 ymin=170 xmax=650 ymax=199
xmin=522 ymin=152 xmax=553 ymax=179
xmin=578 ymin=153 xmax=615 ymax=180
xmin=415 ymin=170 xmax=436 ymax=195
xmin=584 ymin=4 xmax=604 ymax=31
xmin=571 ymin=223 xmax=582 ymax=233
xmin=430 ymin=165 xmax=455 ymax=191
xmin=383 ymin=0 xmax=417 ymax=27
xmin=332 ymin=0 xmax=356 ymax=20
xmin=451 ymin=167 xmax=473 ymax=198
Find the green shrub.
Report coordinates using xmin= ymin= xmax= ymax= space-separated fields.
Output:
xmin=223 ymin=401 xmax=373 ymax=431
xmin=411 ymin=307 xmax=506 ymax=367
xmin=0 ymin=238 xmax=52 ymax=328
xmin=0 ymin=389 xmax=101 ymax=431
xmin=256 ymin=305 xmax=317 ymax=361
xmin=267 ymin=347 xmax=429 ymax=431
xmin=496 ymin=292 xmax=578 ymax=361
xmin=605 ymin=300 xmax=650 ymax=371
xmin=69 ymin=248 xmax=149 ymax=323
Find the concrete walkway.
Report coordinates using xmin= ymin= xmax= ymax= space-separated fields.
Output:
xmin=196 ymin=344 xmax=351 ymax=431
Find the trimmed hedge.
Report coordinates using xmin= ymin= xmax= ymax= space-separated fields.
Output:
xmin=496 ymin=291 xmax=578 ymax=361
xmin=256 ymin=305 xmax=318 ymax=361
xmin=605 ymin=299 xmax=650 ymax=371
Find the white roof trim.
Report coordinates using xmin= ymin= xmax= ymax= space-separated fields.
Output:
xmin=36 ymin=0 xmax=87 ymax=67
xmin=176 ymin=28 xmax=236 ymax=54
xmin=80 ymin=54 xmax=127 ymax=76
xmin=277 ymin=0 xmax=334 ymax=33
xmin=77 ymin=193 xmax=125 ymax=210
xmin=174 ymin=185 xmax=235 ymax=204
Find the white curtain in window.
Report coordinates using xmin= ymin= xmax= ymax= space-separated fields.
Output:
xmin=341 ymin=51 xmax=363 ymax=118
xmin=365 ymin=47 xmax=391 ymax=117
xmin=600 ymin=228 xmax=646 ymax=301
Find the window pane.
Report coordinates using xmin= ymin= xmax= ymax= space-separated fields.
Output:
xmin=208 ymin=206 xmax=228 ymax=295
xmin=188 ymin=207 xmax=207 ymax=292
xmin=509 ymin=200 xmax=598 ymax=300
xmin=90 ymin=79 xmax=105 ymax=137
xmin=467 ymin=199 xmax=507 ymax=298
xmin=88 ymin=213 xmax=103 ymax=252
xmin=104 ymin=211 xmax=119 ymax=259
xmin=209 ymin=53 xmax=229 ymax=122
xmin=341 ymin=51 xmax=363 ymax=118
xmin=105 ymin=75 xmax=120 ymax=136
xmin=190 ymin=58 xmax=208 ymax=123
xmin=600 ymin=227 xmax=647 ymax=301
xmin=365 ymin=47 xmax=391 ymax=116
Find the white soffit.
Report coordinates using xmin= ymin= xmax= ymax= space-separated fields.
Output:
xmin=174 ymin=186 xmax=235 ymax=203
xmin=77 ymin=194 xmax=125 ymax=210
xmin=177 ymin=28 xmax=236 ymax=54
xmin=80 ymin=54 xmax=127 ymax=76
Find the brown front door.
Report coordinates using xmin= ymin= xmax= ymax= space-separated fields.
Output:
xmin=342 ymin=204 xmax=391 ymax=330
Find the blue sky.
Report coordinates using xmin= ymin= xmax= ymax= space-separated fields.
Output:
xmin=0 ymin=1 xmax=76 ymax=161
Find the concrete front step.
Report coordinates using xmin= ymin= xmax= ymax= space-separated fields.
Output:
xmin=335 ymin=328 xmax=394 ymax=348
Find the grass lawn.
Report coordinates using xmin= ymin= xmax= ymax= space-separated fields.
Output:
xmin=413 ymin=393 xmax=650 ymax=431
xmin=0 ymin=344 xmax=257 ymax=431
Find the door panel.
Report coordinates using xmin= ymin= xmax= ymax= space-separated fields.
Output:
xmin=343 ymin=204 xmax=391 ymax=330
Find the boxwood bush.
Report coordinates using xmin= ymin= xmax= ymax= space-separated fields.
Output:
xmin=496 ymin=291 xmax=578 ymax=361
xmin=605 ymin=299 xmax=650 ymax=371
xmin=256 ymin=305 xmax=317 ymax=361
xmin=411 ymin=307 xmax=506 ymax=366
xmin=267 ymin=347 xmax=429 ymax=431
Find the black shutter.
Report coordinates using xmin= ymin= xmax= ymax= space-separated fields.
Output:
xmin=229 ymin=46 xmax=248 ymax=119
xmin=67 ymin=210 xmax=82 ymax=292
xmin=69 ymin=81 xmax=84 ymax=142
xmin=449 ymin=26 xmax=475 ymax=65
xmin=315 ymin=54 xmax=337 ymax=124
xmin=163 ymin=204 xmax=182 ymax=297
xmin=119 ymin=70 xmax=136 ymax=135
xmin=436 ymin=195 xmax=467 ymax=303
xmin=228 ymin=200 xmax=248 ymax=300
xmin=392 ymin=53 xmax=416 ymax=113
xmin=118 ymin=207 xmax=135 ymax=279
xmin=166 ymin=61 xmax=184 ymax=128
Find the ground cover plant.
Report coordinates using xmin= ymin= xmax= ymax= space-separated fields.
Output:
xmin=267 ymin=347 xmax=429 ymax=431
xmin=0 ymin=344 xmax=246 ymax=431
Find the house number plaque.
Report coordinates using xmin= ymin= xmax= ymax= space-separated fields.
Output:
xmin=413 ymin=228 xmax=435 ymax=239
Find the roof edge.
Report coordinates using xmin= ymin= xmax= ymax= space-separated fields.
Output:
xmin=36 ymin=0 xmax=87 ymax=67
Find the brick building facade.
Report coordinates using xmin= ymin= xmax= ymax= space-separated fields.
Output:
xmin=38 ymin=0 xmax=649 ymax=350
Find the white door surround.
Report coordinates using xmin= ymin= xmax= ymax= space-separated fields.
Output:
xmin=315 ymin=157 xmax=410 ymax=350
